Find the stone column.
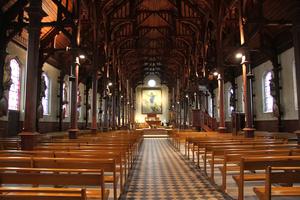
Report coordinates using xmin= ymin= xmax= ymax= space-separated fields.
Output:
xmin=218 ymin=73 xmax=226 ymax=132
xmin=91 ymin=72 xmax=98 ymax=133
xmin=19 ymin=0 xmax=43 ymax=150
xmin=68 ymin=56 xmax=79 ymax=139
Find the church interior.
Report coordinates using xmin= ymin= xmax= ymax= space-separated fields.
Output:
xmin=0 ymin=0 xmax=300 ymax=199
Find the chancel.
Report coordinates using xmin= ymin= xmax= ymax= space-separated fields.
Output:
xmin=0 ymin=0 xmax=300 ymax=199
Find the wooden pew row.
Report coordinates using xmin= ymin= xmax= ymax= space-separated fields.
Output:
xmin=209 ymin=145 xmax=300 ymax=184
xmin=0 ymin=138 xmax=21 ymax=150
xmin=40 ymin=134 xmax=143 ymax=166
xmin=0 ymin=149 xmax=127 ymax=193
xmin=0 ymin=157 xmax=119 ymax=200
xmin=233 ymin=156 xmax=300 ymax=200
xmin=201 ymin=143 xmax=298 ymax=174
xmin=253 ymin=166 xmax=300 ymax=200
xmin=216 ymin=149 xmax=291 ymax=191
xmin=34 ymin=145 xmax=133 ymax=170
xmin=188 ymin=137 xmax=285 ymax=161
xmin=0 ymin=167 xmax=109 ymax=200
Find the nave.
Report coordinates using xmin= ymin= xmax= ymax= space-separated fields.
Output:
xmin=123 ymin=138 xmax=227 ymax=200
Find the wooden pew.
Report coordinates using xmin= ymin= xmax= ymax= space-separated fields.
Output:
xmin=0 ymin=149 xmax=127 ymax=194
xmin=253 ymin=166 xmax=300 ymax=200
xmin=217 ymin=149 xmax=291 ymax=191
xmin=0 ymin=167 xmax=109 ymax=200
xmin=232 ymin=156 xmax=300 ymax=200
xmin=201 ymin=143 xmax=298 ymax=174
xmin=0 ymin=188 xmax=87 ymax=200
xmin=0 ymin=157 xmax=118 ymax=200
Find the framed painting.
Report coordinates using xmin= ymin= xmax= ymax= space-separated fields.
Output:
xmin=142 ymin=88 xmax=162 ymax=114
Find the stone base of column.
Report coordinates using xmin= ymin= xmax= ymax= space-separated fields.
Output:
xmin=243 ymin=127 xmax=256 ymax=138
xmin=90 ymin=128 xmax=97 ymax=134
xmin=218 ymin=127 xmax=227 ymax=133
xmin=68 ymin=129 xmax=78 ymax=139
xmin=294 ymin=130 xmax=300 ymax=144
xmin=19 ymin=132 xmax=40 ymax=150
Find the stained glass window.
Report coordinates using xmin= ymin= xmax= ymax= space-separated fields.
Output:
xmin=42 ymin=73 xmax=50 ymax=115
xmin=263 ymin=71 xmax=273 ymax=113
xmin=8 ymin=59 xmax=21 ymax=111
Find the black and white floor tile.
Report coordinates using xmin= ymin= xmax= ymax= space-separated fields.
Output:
xmin=122 ymin=138 xmax=229 ymax=200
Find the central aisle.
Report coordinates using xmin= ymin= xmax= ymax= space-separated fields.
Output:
xmin=124 ymin=138 xmax=228 ymax=200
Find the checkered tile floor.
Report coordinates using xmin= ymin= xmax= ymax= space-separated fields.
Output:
xmin=122 ymin=138 xmax=229 ymax=200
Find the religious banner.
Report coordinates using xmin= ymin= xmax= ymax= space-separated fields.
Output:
xmin=142 ymin=88 xmax=162 ymax=114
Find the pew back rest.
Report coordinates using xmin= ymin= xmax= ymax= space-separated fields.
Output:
xmin=241 ymin=156 xmax=300 ymax=171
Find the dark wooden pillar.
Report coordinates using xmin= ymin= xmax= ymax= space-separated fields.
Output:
xmin=103 ymin=92 xmax=109 ymax=131
xmin=271 ymin=50 xmax=282 ymax=131
xmin=19 ymin=0 xmax=42 ymax=150
xmin=117 ymin=93 xmax=121 ymax=128
xmin=84 ymin=83 xmax=89 ymax=129
xmin=218 ymin=73 xmax=226 ymax=132
xmin=68 ymin=57 xmax=79 ymax=139
xmin=58 ymin=71 xmax=65 ymax=131
xmin=91 ymin=72 xmax=98 ymax=133
xmin=238 ymin=1 xmax=255 ymax=137
xmin=121 ymin=95 xmax=125 ymax=127
xmin=205 ymin=91 xmax=209 ymax=113
xmin=241 ymin=53 xmax=255 ymax=137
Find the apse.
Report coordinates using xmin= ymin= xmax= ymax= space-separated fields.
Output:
xmin=135 ymin=75 xmax=169 ymax=125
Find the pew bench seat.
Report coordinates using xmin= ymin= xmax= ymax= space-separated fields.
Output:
xmin=233 ymin=173 xmax=266 ymax=182
xmin=0 ymin=187 xmax=110 ymax=200
xmin=253 ymin=186 xmax=300 ymax=200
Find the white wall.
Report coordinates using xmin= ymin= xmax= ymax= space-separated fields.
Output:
xmin=233 ymin=48 xmax=298 ymax=122
xmin=252 ymin=60 xmax=275 ymax=121
xmin=280 ymin=48 xmax=298 ymax=120
xmin=2 ymin=42 xmax=91 ymax=125
xmin=39 ymin=62 xmax=60 ymax=122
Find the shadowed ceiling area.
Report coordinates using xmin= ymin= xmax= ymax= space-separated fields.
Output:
xmin=1 ymin=0 xmax=299 ymax=92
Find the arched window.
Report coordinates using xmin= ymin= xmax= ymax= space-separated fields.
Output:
xmin=42 ymin=73 xmax=50 ymax=115
xmin=263 ymin=71 xmax=273 ymax=113
xmin=8 ymin=58 xmax=21 ymax=111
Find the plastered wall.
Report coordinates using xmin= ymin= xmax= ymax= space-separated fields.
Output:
xmin=212 ymin=48 xmax=298 ymax=129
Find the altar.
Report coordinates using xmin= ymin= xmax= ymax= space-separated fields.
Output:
xmin=145 ymin=114 xmax=161 ymax=128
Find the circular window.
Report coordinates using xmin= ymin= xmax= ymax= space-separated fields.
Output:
xmin=147 ymin=79 xmax=156 ymax=87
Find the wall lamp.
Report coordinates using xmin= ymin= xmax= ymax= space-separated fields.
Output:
xmin=235 ymin=52 xmax=243 ymax=59
xmin=79 ymin=54 xmax=85 ymax=59
xmin=213 ymin=71 xmax=219 ymax=77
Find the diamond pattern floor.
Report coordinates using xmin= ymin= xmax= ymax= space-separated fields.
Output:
xmin=122 ymin=138 xmax=229 ymax=200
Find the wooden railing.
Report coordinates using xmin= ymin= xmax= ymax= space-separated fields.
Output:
xmin=192 ymin=110 xmax=217 ymax=131
xmin=200 ymin=111 xmax=217 ymax=131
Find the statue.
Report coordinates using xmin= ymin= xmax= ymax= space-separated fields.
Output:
xmin=0 ymin=57 xmax=13 ymax=117
xmin=269 ymin=74 xmax=280 ymax=118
